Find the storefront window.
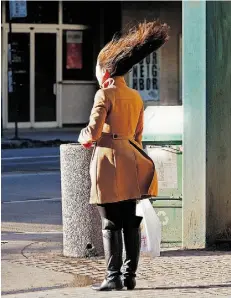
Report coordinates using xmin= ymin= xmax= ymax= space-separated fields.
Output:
xmin=179 ymin=34 xmax=182 ymax=103
xmin=62 ymin=1 xmax=99 ymax=25
xmin=1 ymin=1 xmax=4 ymax=22
xmin=62 ymin=29 xmax=93 ymax=81
xmin=6 ymin=1 xmax=58 ymax=24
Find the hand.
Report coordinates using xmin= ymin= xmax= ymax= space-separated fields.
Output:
xmin=82 ymin=142 xmax=93 ymax=149
xmin=78 ymin=132 xmax=93 ymax=149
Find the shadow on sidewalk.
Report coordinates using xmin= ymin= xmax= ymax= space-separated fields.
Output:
xmin=160 ymin=249 xmax=231 ymax=257
xmin=1 ymin=284 xmax=67 ymax=295
xmin=136 ymin=283 xmax=231 ymax=291
xmin=3 ymin=283 xmax=231 ymax=295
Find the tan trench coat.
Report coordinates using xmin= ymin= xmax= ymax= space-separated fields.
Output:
xmin=79 ymin=76 xmax=158 ymax=204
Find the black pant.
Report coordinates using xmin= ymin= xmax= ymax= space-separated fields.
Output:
xmin=97 ymin=200 xmax=137 ymax=230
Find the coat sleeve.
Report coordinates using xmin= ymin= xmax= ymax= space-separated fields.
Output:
xmin=79 ymin=89 xmax=110 ymax=143
xmin=134 ymin=105 xmax=144 ymax=148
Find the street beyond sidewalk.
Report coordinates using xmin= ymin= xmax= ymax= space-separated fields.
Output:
xmin=2 ymin=127 xmax=82 ymax=142
xmin=1 ymin=128 xmax=82 ymax=149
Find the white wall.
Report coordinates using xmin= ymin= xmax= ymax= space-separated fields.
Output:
xmin=62 ymin=82 xmax=97 ymax=124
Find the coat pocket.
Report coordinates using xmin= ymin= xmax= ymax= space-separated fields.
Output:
xmin=129 ymin=140 xmax=155 ymax=170
xmin=129 ymin=140 xmax=155 ymax=195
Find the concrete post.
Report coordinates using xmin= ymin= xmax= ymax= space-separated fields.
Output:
xmin=182 ymin=0 xmax=206 ymax=249
xmin=60 ymin=144 xmax=104 ymax=258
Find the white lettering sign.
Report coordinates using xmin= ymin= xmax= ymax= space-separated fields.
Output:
xmin=129 ymin=52 xmax=160 ymax=101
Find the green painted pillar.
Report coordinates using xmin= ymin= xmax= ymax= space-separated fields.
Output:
xmin=206 ymin=1 xmax=231 ymax=245
xmin=182 ymin=1 xmax=206 ymax=248
xmin=183 ymin=1 xmax=231 ymax=248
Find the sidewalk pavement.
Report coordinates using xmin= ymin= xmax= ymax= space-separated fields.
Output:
xmin=2 ymin=225 xmax=231 ymax=298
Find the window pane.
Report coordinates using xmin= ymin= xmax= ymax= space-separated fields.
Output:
xmin=102 ymin=2 xmax=122 ymax=44
xmin=35 ymin=33 xmax=56 ymax=122
xmin=62 ymin=30 xmax=93 ymax=81
xmin=1 ymin=1 xmax=4 ymax=23
xmin=63 ymin=1 xmax=99 ymax=25
xmin=6 ymin=1 xmax=58 ymax=24
xmin=8 ymin=33 xmax=30 ymax=122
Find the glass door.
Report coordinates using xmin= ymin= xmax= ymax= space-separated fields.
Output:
xmin=5 ymin=28 xmax=59 ymax=128
xmin=34 ymin=32 xmax=57 ymax=123
xmin=7 ymin=32 xmax=30 ymax=123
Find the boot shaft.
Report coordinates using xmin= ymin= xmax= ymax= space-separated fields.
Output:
xmin=92 ymin=227 xmax=123 ymax=291
xmin=123 ymin=215 xmax=143 ymax=275
xmin=102 ymin=229 xmax=123 ymax=272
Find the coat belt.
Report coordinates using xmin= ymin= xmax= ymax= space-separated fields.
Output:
xmin=101 ymin=133 xmax=134 ymax=140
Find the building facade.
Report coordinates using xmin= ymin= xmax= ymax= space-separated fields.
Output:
xmin=1 ymin=1 xmax=182 ymax=129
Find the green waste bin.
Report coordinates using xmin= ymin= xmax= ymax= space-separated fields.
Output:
xmin=142 ymin=106 xmax=183 ymax=248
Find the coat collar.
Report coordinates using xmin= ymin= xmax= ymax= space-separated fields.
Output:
xmin=114 ymin=76 xmax=127 ymax=86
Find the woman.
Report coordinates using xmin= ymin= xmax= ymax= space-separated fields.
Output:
xmin=78 ymin=20 xmax=169 ymax=291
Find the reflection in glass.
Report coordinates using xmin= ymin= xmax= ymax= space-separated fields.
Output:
xmin=8 ymin=33 xmax=30 ymax=122
xmin=6 ymin=1 xmax=58 ymax=24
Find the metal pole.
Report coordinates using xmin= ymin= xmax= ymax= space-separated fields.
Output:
xmin=1 ymin=99 xmax=3 ymax=138
xmin=8 ymin=18 xmax=18 ymax=139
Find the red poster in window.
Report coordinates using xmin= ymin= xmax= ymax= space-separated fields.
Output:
xmin=66 ymin=31 xmax=83 ymax=69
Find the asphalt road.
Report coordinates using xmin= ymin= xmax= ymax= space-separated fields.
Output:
xmin=2 ymin=147 xmax=60 ymax=173
xmin=1 ymin=147 xmax=63 ymax=226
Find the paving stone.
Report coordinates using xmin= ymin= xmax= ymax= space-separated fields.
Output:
xmin=8 ymin=249 xmax=231 ymax=296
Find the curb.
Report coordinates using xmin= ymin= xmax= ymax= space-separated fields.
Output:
xmin=1 ymin=139 xmax=75 ymax=149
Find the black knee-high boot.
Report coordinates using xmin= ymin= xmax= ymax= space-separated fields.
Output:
xmin=92 ymin=219 xmax=123 ymax=291
xmin=123 ymin=216 xmax=143 ymax=290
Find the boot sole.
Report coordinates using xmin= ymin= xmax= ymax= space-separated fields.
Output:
xmin=124 ymin=280 xmax=136 ymax=290
xmin=92 ymin=287 xmax=123 ymax=291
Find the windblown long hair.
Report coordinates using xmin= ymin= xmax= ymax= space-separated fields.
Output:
xmin=97 ymin=20 xmax=170 ymax=77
